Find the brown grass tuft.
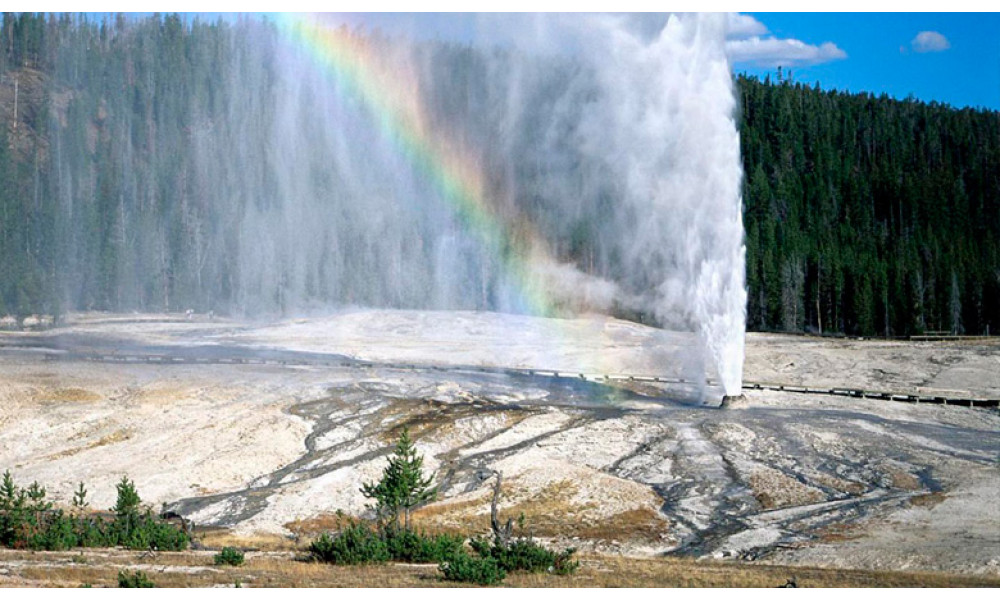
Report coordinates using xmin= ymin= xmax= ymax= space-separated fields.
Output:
xmin=573 ymin=507 xmax=671 ymax=542
xmin=885 ymin=468 xmax=922 ymax=491
xmin=909 ymin=492 xmax=947 ymax=508
xmin=812 ymin=473 xmax=866 ymax=495
xmin=815 ymin=522 xmax=865 ymax=543
xmin=45 ymin=387 xmax=103 ymax=402
xmin=286 ymin=513 xmax=366 ymax=538
xmin=196 ymin=530 xmax=300 ymax=552
xmin=93 ymin=428 xmax=132 ymax=447
xmin=748 ymin=469 xmax=826 ymax=509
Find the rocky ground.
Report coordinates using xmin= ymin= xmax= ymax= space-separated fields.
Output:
xmin=1 ymin=311 xmax=997 ymax=576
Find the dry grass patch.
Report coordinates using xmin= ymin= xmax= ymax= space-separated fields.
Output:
xmin=2 ymin=548 xmax=220 ymax=588
xmin=884 ymin=467 xmax=922 ymax=491
xmin=748 ymin=468 xmax=826 ymax=509
xmin=93 ymin=428 xmax=132 ymax=447
xmin=286 ymin=513 xmax=351 ymax=537
xmin=573 ymin=507 xmax=671 ymax=543
xmin=197 ymin=529 xmax=299 ymax=552
xmin=4 ymin=549 xmax=999 ymax=587
xmin=16 ymin=565 xmax=115 ymax=588
xmin=414 ymin=481 xmax=669 ymax=544
xmin=410 ymin=496 xmax=491 ymax=537
xmin=43 ymin=387 xmax=103 ymax=402
xmin=502 ymin=479 xmax=593 ymax=520
xmin=42 ymin=427 xmax=133 ymax=461
xmin=909 ymin=491 xmax=947 ymax=508
xmin=413 ymin=479 xmax=589 ymax=539
xmin=583 ymin=555 xmax=1000 ymax=588
xmin=814 ymin=522 xmax=866 ymax=543
xmin=285 ymin=512 xmax=384 ymax=539
xmin=812 ymin=472 xmax=865 ymax=495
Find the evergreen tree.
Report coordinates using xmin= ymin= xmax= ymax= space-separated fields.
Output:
xmin=360 ymin=427 xmax=436 ymax=532
xmin=113 ymin=475 xmax=141 ymax=518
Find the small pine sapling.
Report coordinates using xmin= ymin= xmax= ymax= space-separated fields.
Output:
xmin=72 ymin=482 xmax=88 ymax=511
xmin=360 ymin=427 xmax=437 ymax=532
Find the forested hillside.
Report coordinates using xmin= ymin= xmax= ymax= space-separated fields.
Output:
xmin=740 ymin=75 xmax=999 ymax=335
xmin=1 ymin=13 xmax=998 ymax=336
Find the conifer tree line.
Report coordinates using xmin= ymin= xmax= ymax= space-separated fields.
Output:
xmin=739 ymin=74 xmax=999 ymax=336
xmin=1 ymin=13 xmax=997 ymax=336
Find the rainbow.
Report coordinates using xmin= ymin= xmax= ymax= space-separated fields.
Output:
xmin=275 ymin=14 xmax=565 ymax=317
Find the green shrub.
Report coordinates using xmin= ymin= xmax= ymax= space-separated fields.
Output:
xmin=0 ymin=471 xmax=188 ymax=551
xmin=109 ymin=510 xmax=188 ymax=551
xmin=118 ymin=569 xmax=155 ymax=588
xmin=214 ymin=546 xmax=246 ymax=567
xmin=308 ymin=522 xmax=390 ymax=565
xmin=75 ymin=517 xmax=109 ymax=548
xmin=106 ymin=477 xmax=188 ymax=551
xmin=439 ymin=551 xmax=506 ymax=586
xmin=383 ymin=528 xmax=465 ymax=563
xmin=470 ymin=536 xmax=578 ymax=575
xmin=308 ymin=519 xmax=466 ymax=565
xmin=0 ymin=472 xmax=79 ymax=550
xmin=28 ymin=511 xmax=78 ymax=550
xmin=0 ymin=470 xmax=45 ymax=548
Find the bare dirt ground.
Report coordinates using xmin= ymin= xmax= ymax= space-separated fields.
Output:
xmin=745 ymin=333 xmax=1000 ymax=400
xmin=1 ymin=310 xmax=998 ymax=583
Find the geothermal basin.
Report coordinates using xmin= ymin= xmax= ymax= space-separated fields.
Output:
xmin=1 ymin=310 xmax=998 ymax=575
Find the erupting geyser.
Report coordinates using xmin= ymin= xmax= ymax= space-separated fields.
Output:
xmin=541 ymin=13 xmax=746 ymax=396
xmin=49 ymin=13 xmax=746 ymax=398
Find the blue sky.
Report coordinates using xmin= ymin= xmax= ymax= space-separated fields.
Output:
xmin=730 ymin=13 xmax=1000 ymax=110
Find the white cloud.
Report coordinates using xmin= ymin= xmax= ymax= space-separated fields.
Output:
xmin=911 ymin=31 xmax=950 ymax=53
xmin=724 ymin=13 xmax=846 ymax=68
xmin=727 ymin=13 xmax=769 ymax=39
xmin=726 ymin=36 xmax=847 ymax=67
